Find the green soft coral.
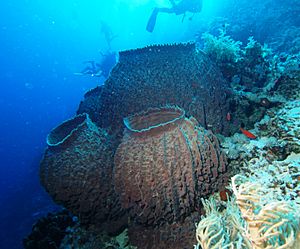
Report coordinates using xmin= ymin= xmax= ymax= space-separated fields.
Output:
xmin=202 ymin=29 xmax=243 ymax=63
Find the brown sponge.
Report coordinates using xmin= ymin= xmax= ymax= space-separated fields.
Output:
xmin=114 ymin=106 xmax=228 ymax=225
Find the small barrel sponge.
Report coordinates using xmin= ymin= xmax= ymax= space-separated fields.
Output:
xmin=40 ymin=113 xmax=119 ymax=224
xmin=46 ymin=114 xmax=88 ymax=148
xmin=114 ymin=106 xmax=228 ymax=225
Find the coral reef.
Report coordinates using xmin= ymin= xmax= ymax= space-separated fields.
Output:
xmin=24 ymin=211 xmax=137 ymax=249
xmin=114 ymin=106 xmax=228 ymax=226
xmin=38 ymin=38 xmax=299 ymax=248
xmin=195 ymin=86 xmax=300 ymax=248
xmin=201 ymin=31 xmax=272 ymax=88
xmin=199 ymin=0 xmax=300 ymax=54
xmin=40 ymin=114 xmax=124 ymax=231
xmin=77 ymin=42 xmax=231 ymax=138
xmin=194 ymin=28 xmax=299 ymax=246
xmin=201 ymin=30 xmax=300 ymax=137
xmin=202 ymin=29 xmax=243 ymax=63
xmin=60 ymin=226 xmax=137 ymax=249
xmin=220 ymin=100 xmax=300 ymax=204
xmin=23 ymin=210 xmax=75 ymax=249
xmin=201 ymin=29 xmax=243 ymax=80
xmin=223 ymin=100 xmax=300 ymax=163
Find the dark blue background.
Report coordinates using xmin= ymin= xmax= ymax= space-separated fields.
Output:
xmin=0 ymin=1 xmax=105 ymax=248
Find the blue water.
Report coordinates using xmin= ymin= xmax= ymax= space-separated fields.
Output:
xmin=0 ymin=0 xmax=295 ymax=248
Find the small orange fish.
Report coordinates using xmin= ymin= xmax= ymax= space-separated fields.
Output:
xmin=219 ymin=189 xmax=232 ymax=201
xmin=240 ymin=127 xmax=257 ymax=139
xmin=226 ymin=112 xmax=231 ymax=121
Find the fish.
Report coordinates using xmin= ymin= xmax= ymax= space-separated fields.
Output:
xmin=219 ymin=189 xmax=231 ymax=201
xmin=240 ymin=127 xmax=257 ymax=139
xmin=226 ymin=112 xmax=231 ymax=121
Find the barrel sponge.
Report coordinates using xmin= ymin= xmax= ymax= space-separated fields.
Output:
xmin=77 ymin=42 xmax=231 ymax=138
xmin=40 ymin=113 xmax=119 ymax=224
xmin=114 ymin=106 xmax=228 ymax=225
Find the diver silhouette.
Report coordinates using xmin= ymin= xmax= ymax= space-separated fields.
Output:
xmin=75 ymin=20 xmax=118 ymax=78
xmin=146 ymin=0 xmax=203 ymax=32
xmin=100 ymin=20 xmax=118 ymax=50
xmin=75 ymin=51 xmax=117 ymax=78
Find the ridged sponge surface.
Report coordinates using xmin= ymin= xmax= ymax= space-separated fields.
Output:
xmin=40 ymin=114 xmax=119 ymax=224
xmin=114 ymin=106 xmax=228 ymax=225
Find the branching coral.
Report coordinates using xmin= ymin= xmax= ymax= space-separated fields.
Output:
xmin=201 ymin=30 xmax=274 ymax=89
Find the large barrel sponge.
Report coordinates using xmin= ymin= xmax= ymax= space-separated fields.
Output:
xmin=114 ymin=106 xmax=228 ymax=226
xmin=77 ymin=42 xmax=231 ymax=138
xmin=40 ymin=113 xmax=121 ymax=225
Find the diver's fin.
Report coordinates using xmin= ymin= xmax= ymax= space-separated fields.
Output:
xmin=146 ymin=8 xmax=159 ymax=33
xmin=94 ymin=70 xmax=103 ymax=77
xmin=169 ymin=0 xmax=176 ymax=8
xmin=181 ymin=13 xmax=186 ymax=22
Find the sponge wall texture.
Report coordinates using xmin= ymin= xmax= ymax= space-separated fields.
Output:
xmin=114 ymin=106 xmax=228 ymax=226
xmin=40 ymin=114 xmax=120 ymax=225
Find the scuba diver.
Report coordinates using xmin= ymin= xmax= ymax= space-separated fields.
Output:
xmin=75 ymin=21 xmax=118 ymax=79
xmin=75 ymin=51 xmax=117 ymax=78
xmin=97 ymin=51 xmax=117 ymax=78
xmin=146 ymin=0 xmax=203 ymax=33
xmin=77 ymin=60 xmax=98 ymax=76
xmin=100 ymin=20 xmax=118 ymax=50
